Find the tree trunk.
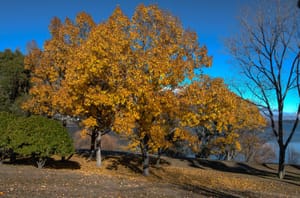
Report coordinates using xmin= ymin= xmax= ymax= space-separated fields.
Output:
xmin=142 ymin=148 xmax=150 ymax=176
xmin=277 ymin=105 xmax=286 ymax=179
xmin=60 ymin=155 xmax=73 ymax=161
xmin=226 ymin=151 xmax=230 ymax=161
xmin=278 ymin=145 xmax=286 ymax=179
xmin=90 ymin=130 xmax=97 ymax=151
xmin=88 ymin=130 xmax=97 ymax=161
xmin=9 ymin=150 xmax=16 ymax=163
xmin=0 ymin=151 xmax=3 ymax=164
xmin=226 ymin=150 xmax=235 ymax=161
xmin=245 ymin=148 xmax=254 ymax=163
xmin=95 ymin=131 xmax=102 ymax=167
xmin=156 ymin=148 xmax=162 ymax=167
xmin=36 ymin=157 xmax=47 ymax=169
xmin=61 ymin=119 xmax=67 ymax=162
xmin=141 ymin=135 xmax=150 ymax=176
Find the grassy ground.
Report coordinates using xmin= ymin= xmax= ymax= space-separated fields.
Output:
xmin=0 ymin=151 xmax=299 ymax=197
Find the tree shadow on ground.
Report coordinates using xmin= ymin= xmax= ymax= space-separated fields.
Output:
xmin=76 ymin=149 xmax=170 ymax=175
xmin=104 ymin=152 xmax=170 ymax=175
xmin=187 ymin=159 xmax=266 ymax=175
xmin=104 ymin=154 xmax=143 ymax=174
xmin=186 ymin=158 xmax=300 ymax=186
xmin=177 ymin=183 xmax=242 ymax=198
xmin=45 ymin=158 xmax=81 ymax=170
xmin=3 ymin=156 xmax=81 ymax=170
xmin=291 ymin=164 xmax=300 ymax=171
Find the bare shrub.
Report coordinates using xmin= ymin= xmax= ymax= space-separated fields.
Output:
xmin=253 ymin=143 xmax=276 ymax=164
xmin=287 ymin=147 xmax=300 ymax=165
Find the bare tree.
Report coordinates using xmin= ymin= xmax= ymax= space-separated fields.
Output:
xmin=227 ymin=0 xmax=300 ymax=179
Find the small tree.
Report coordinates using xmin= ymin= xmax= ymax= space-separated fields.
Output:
xmin=238 ymin=130 xmax=276 ymax=163
xmin=253 ymin=143 xmax=276 ymax=164
xmin=8 ymin=116 xmax=74 ymax=168
xmin=182 ymin=77 xmax=266 ymax=161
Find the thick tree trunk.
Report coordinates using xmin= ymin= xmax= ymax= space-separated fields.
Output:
xmin=156 ymin=148 xmax=162 ymax=167
xmin=141 ymin=135 xmax=150 ymax=176
xmin=90 ymin=131 xmax=97 ymax=151
xmin=95 ymin=131 xmax=102 ymax=167
xmin=156 ymin=156 xmax=161 ymax=167
xmin=142 ymin=148 xmax=150 ymax=176
xmin=278 ymin=145 xmax=286 ymax=179
xmin=277 ymin=106 xmax=286 ymax=179
xmin=226 ymin=151 xmax=230 ymax=161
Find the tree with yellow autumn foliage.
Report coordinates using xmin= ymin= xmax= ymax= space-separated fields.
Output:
xmin=109 ymin=5 xmax=211 ymax=175
xmin=24 ymin=5 xmax=211 ymax=174
xmin=22 ymin=5 xmax=265 ymax=177
xmin=23 ymin=12 xmax=97 ymax=160
xmin=181 ymin=76 xmax=266 ymax=160
xmin=23 ymin=12 xmax=95 ymax=117
xmin=62 ymin=7 xmax=131 ymax=167
xmin=58 ymin=5 xmax=211 ymax=174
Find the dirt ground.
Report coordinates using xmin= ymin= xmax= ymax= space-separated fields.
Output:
xmin=0 ymin=152 xmax=299 ymax=198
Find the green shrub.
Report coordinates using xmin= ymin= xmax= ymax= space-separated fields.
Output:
xmin=4 ymin=115 xmax=74 ymax=168
xmin=0 ymin=111 xmax=18 ymax=162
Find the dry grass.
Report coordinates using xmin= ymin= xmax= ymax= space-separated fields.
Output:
xmin=1 ymin=151 xmax=300 ymax=197
xmin=68 ymin=152 xmax=300 ymax=197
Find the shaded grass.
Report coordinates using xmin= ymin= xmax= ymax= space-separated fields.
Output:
xmin=2 ymin=150 xmax=300 ymax=197
xmin=2 ymin=156 xmax=80 ymax=170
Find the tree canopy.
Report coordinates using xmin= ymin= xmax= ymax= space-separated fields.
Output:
xmin=0 ymin=49 xmax=29 ymax=114
xmin=0 ymin=113 xmax=74 ymax=168
xmin=23 ymin=4 xmax=266 ymax=175
xmin=182 ymin=76 xmax=266 ymax=160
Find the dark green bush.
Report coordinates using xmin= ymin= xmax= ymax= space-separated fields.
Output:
xmin=0 ymin=112 xmax=18 ymax=163
xmin=0 ymin=113 xmax=74 ymax=168
xmin=0 ymin=49 xmax=29 ymax=115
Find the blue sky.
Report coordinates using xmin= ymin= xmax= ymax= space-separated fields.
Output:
xmin=0 ymin=0 xmax=298 ymax=113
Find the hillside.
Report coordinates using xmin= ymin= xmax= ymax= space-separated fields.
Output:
xmin=0 ymin=152 xmax=299 ymax=197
